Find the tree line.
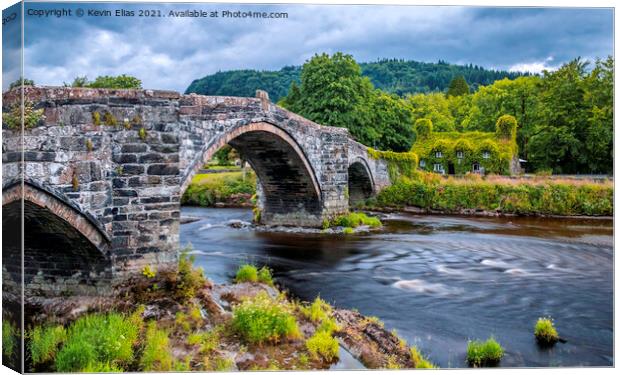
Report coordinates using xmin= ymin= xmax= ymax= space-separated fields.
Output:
xmin=280 ymin=53 xmax=613 ymax=174
xmin=185 ymin=58 xmax=525 ymax=102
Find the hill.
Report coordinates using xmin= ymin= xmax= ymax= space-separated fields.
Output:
xmin=185 ymin=58 xmax=528 ymax=101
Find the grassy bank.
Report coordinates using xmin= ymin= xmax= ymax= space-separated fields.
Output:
xmin=182 ymin=170 xmax=256 ymax=207
xmin=23 ymin=256 xmax=436 ymax=372
xmin=373 ymin=172 xmax=613 ymax=216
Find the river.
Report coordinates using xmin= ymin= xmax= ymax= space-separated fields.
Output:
xmin=180 ymin=207 xmax=613 ymax=368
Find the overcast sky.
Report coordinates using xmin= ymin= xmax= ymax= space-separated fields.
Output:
xmin=2 ymin=2 xmax=614 ymax=91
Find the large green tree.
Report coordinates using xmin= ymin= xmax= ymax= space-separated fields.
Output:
xmin=527 ymin=58 xmax=590 ymax=173
xmin=281 ymin=53 xmax=414 ymax=151
xmin=446 ymin=75 xmax=470 ymax=97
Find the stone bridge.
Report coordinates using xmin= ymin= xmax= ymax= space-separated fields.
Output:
xmin=2 ymin=87 xmax=391 ymax=297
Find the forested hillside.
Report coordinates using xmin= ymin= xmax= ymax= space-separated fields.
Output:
xmin=185 ymin=59 xmax=526 ymax=101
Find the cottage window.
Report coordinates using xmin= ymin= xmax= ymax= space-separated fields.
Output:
xmin=419 ymin=159 xmax=426 ymax=167
xmin=456 ymin=151 xmax=464 ymax=159
xmin=435 ymin=151 xmax=443 ymax=158
xmin=482 ymin=151 xmax=490 ymax=159
xmin=433 ymin=163 xmax=444 ymax=173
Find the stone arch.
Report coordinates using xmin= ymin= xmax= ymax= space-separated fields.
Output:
xmin=348 ymin=157 xmax=375 ymax=205
xmin=2 ymin=180 xmax=111 ymax=294
xmin=181 ymin=122 xmax=323 ymax=226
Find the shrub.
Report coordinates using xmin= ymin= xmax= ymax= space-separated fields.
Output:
xmin=3 ymin=101 xmax=45 ymax=130
xmin=343 ymin=227 xmax=354 ymax=234
xmin=302 ymin=296 xmax=332 ymax=323
xmin=466 ymin=337 xmax=504 ymax=367
xmin=534 ymin=317 xmax=559 ymax=346
xmin=410 ymin=346 xmax=436 ymax=368
xmin=29 ymin=325 xmax=67 ymax=365
xmin=235 ymin=264 xmax=258 ymax=283
xmin=231 ymin=291 xmax=300 ymax=344
xmin=176 ymin=250 xmax=206 ymax=300
xmin=138 ymin=127 xmax=147 ymax=141
xmin=2 ymin=320 xmax=17 ymax=358
xmin=257 ymin=266 xmax=274 ymax=286
xmin=92 ymin=112 xmax=101 ymax=126
xmin=103 ymin=111 xmax=117 ymax=126
xmin=305 ymin=330 xmax=339 ymax=362
xmin=330 ymin=212 xmax=381 ymax=228
xmin=140 ymin=322 xmax=173 ymax=371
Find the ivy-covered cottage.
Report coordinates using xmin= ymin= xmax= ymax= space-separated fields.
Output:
xmin=411 ymin=115 xmax=520 ymax=175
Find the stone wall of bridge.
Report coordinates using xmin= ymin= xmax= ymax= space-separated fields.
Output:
xmin=2 ymin=86 xmax=391 ymax=297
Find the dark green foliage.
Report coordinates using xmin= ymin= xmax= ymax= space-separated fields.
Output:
xmin=446 ymin=75 xmax=470 ymax=97
xmin=212 ymin=145 xmax=238 ymax=166
xmin=280 ymin=52 xmax=414 ymax=151
xmin=186 ymin=59 xmax=524 ymax=101
xmin=67 ymin=74 xmax=142 ymax=89
xmin=186 ymin=66 xmax=301 ymax=102
xmin=8 ymin=77 xmax=34 ymax=89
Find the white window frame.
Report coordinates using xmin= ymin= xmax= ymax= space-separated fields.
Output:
xmin=482 ymin=151 xmax=490 ymax=159
xmin=419 ymin=159 xmax=426 ymax=168
xmin=433 ymin=163 xmax=444 ymax=173
xmin=435 ymin=151 xmax=443 ymax=158
xmin=456 ymin=151 xmax=464 ymax=159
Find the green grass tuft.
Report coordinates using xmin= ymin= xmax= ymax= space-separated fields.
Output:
xmin=410 ymin=346 xmax=436 ymax=368
xmin=55 ymin=310 xmax=141 ymax=372
xmin=534 ymin=317 xmax=559 ymax=346
xmin=235 ymin=264 xmax=258 ymax=283
xmin=231 ymin=291 xmax=300 ymax=344
xmin=466 ymin=337 xmax=504 ymax=367
xmin=257 ymin=266 xmax=274 ymax=286
xmin=29 ymin=325 xmax=67 ymax=366
xmin=330 ymin=212 xmax=382 ymax=228
xmin=139 ymin=322 xmax=173 ymax=371
xmin=305 ymin=330 xmax=339 ymax=362
xmin=2 ymin=320 xmax=17 ymax=358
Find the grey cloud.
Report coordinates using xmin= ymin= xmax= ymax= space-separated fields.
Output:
xmin=16 ymin=3 xmax=613 ymax=92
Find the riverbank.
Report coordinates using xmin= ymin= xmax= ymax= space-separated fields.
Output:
xmin=369 ymin=172 xmax=613 ymax=217
xmin=181 ymin=169 xmax=256 ymax=208
xmin=17 ymin=254 xmax=433 ymax=372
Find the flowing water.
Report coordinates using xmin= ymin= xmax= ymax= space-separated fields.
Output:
xmin=180 ymin=207 xmax=613 ymax=368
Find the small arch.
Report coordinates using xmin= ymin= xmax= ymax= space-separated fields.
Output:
xmin=2 ymin=181 xmax=111 ymax=292
xmin=348 ymin=158 xmax=375 ymax=205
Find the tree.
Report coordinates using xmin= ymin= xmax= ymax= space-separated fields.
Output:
xmin=406 ymin=93 xmax=455 ymax=132
xmin=8 ymin=77 xmax=34 ymax=90
xmin=582 ymin=56 xmax=613 ymax=174
xmin=370 ymin=92 xmax=415 ymax=152
xmin=66 ymin=74 xmax=142 ymax=89
xmin=87 ymin=75 xmax=142 ymax=89
xmin=462 ymin=76 xmax=541 ymax=160
xmin=527 ymin=58 xmax=589 ymax=173
xmin=446 ymin=75 xmax=470 ymax=97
